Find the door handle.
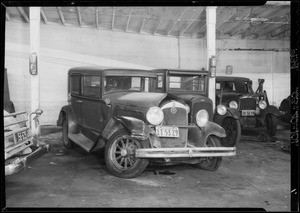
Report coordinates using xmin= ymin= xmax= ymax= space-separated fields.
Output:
xmin=76 ymin=100 xmax=83 ymax=103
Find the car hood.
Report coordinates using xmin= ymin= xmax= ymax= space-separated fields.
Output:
xmin=109 ymin=92 xmax=168 ymax=108
xmin=176 ymin=94 xmax=210 ymax=103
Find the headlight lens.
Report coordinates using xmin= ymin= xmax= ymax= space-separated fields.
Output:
xmin=146 ymin=106 xmax=164 ymax=126
xmin=258 ymin=100 xmax=267 ymax=109
xmin=229 ymin=101 xmax=238 ymax=109
xmin=196 ymin=109 xmax=209 ymax=127
xmin=217 ymin=105 xmax=227 ymax=115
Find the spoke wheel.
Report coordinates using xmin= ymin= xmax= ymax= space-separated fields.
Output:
xmin=265 ymin=114 xmax=278 ymax=137
xmin=195 ymin=136 xmax=222 ymax=171
xmin=220 ymin=117 xmax=241 ymax=147
xmin=105 ymin=129 xmax=149 ymax=178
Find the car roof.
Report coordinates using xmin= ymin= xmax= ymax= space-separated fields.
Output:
xmin=216 ymin=76 xmax=251 ymax=82
xmin=153 ymin=68 xmax=209 ymax=75
xmin=69 ymin=66 xmax=157 ymax=77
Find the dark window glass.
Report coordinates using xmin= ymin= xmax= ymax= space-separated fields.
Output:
xmin=70 ymin=75 xmax=80 ymax=94
xmin=82 ymin=76 xmax=101 ymax=98
xmin=168 ymin=75 xmax=205 ymax=92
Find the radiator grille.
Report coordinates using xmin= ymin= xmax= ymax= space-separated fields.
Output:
xmin=239 ymin=98 xmax=256 ymax=110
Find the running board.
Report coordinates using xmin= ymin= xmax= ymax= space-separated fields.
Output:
xmin=68 ymin=133 xmax=95 ymax=152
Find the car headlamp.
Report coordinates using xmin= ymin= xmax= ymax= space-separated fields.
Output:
xmin=229 ymin=101 xmax=238 ymax=109
xmin=258 ymin=100 xmax=267 ymax=109
xmin=196 ymin=109 xmax=209 ymax=127
xmin=146 ymin=106 xmax=164 ymax=126
xmin=217 ymin=105 xmax=227 ymax=115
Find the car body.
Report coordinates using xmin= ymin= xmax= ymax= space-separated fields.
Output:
xmin=57 ymin=67 xmax=236 ymax=178
xmin=278 ymin=95 xmax=290 ymax=123
xmin=215 ymin=76 xmax=280 ymax=137
xmin=153 ymin=69 xmax=241 ymax=147
xmin=4 ymin=68 xmax=15 ymax=113
xmin=4 ymin=109 xmax=49 ymax=176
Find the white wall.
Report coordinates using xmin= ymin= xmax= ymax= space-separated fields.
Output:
xmin=4 ymin=21 xmax=290 ymax=124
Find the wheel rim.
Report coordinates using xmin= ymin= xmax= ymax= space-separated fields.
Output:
xmin=110 ymin=136 xmax=140 ymax=171
xmin=266 ymin=115 xmax=272 ymax=134
xmin=223 ymin=118 xmax=237 ymax=146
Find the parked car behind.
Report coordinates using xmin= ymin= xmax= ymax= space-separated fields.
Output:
xmin=279 ymin=95 xmax=290 ymax=123
xmin=153 ymin=69 xmax=241 ymax=147
xmin=215 ymin=76 xmax=280 ymax=137
xmin=57 ymin=67 xmax=236 ymax=178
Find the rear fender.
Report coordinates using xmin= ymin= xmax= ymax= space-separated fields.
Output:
xmin=56 ymin=106 xmax=79 ymax=134
xmin=188 ymin=121 xmax=226 ymax=147
xmin=259 ymin=105 xmax=280 ymax=120
xmin=213 ymin=108 xmax=240 ymax=125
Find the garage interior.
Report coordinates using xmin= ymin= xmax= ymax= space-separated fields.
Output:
xmin=3 ymin=1 xmax=293 ymax=211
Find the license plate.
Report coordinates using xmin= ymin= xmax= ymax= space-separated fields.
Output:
xmin=156 ymin=126 xmax=179 ymax=138
xmin=15 ymin=130 xmax=28 ymax=142
xmin=242 ymin=110 xmax=255 ymax=116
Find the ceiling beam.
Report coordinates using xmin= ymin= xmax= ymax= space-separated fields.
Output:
xmin=17 ymin=7 xmax=29 ymax=22
xmin=216 ymin=7 xmax=236 ymax=30
xmin=140 ymin=7 xmax=150 ymax=33
xmin=167 ymin=7 xmax=186 ymax=36
xmin=154 ymin=7 xmax=168 ymax=35
xmin=6 ymin=11 xmax=10 ymax=21
xmin=126 ymin=7 xmax=132 ymax=32
xmin=180 ymin=8 xmax=204 ymax=36
xmin=77 ymin=7 xmax=82 ymax=27
xmin=57 ymin=7 xmax=65 ymax=25
xmin=95 ymin=7 xmax=99 ymax=28
xmin=40 ymin=8 xmax=48 ymax=24
xmin=112 ymin=7 xmax=115 ymax=30
xmin=268 ymin=25 xmax=290 ymax=38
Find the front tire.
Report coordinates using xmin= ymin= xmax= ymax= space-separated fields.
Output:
xmin=62 ymin=116 xmax=73 ymax=149
xmin=220 ymin=117 xmax=241 ymax=147
xmin=265 ymin=114 xmax=278 ymax=137
xmin=195 ymin=136 xmax=222 ymax=171
xmin=105 ymin=129 xmax=149 ymax=178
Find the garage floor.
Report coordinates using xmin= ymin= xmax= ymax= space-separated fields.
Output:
xmin=5 ymin=123 xmax=290 ymax=211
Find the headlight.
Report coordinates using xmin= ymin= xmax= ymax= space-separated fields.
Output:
xmin=229 ymin=101 xmax=238 ymax=109
xmin=196 ymin=109 xmax=209 ymax=127
xmin=258 ymin=100 xmax=267 ymax=109
xmin=217 ymin=105 xmax=227 ymax=115
xmin=146 ymin=106 xmax=164 ymax=125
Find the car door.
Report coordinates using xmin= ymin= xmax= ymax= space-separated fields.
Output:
xmin=81 ymin=74 xmax=110 ymax=132
xmin=69 ymin=74 xmax=83 ymax=125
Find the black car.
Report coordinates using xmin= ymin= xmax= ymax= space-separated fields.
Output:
xmin=57 ymin=67 xmax=236 ymax=178
xmin=153 ymin=69 xmax=241 ymax=147
xmin=216 ymin=76 xmax=280 ymax=137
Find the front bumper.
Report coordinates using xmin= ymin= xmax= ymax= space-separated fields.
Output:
xmin=5 ymin=143 xmax=50 ymax=176
xmin=136 ymin=146 xmax=236 ymax=158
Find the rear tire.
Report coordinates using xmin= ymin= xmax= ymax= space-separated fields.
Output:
xmin=195 ymin=136 xmax=222 ymax=171
xmin=265 ymin=114 xmax=277 ymax=137
xmin=220 ymin=117 xmax=241 ymax=147
xmin=62 ymin=116 xmax=73 ymax=149
xmin=105 ymin=129 xmax=149 ymax=178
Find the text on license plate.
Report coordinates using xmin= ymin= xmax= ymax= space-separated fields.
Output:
xmin=156 ymin=126 xmax=179 ymax=138
xmin=242 ymin=110 xmax=255 ymax=116
xmin=16 ymin=130 xmax=28 ymax=142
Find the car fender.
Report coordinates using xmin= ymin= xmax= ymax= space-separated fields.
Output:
xmin=213 ymin=108 xmax=240 ymax=125
xmin=188 ymin=121 xmax=226 ymax=147
xmin=259 ymin=105 xmax=280 ymax=120
xmin=56 ymin=105 xmax=79 ymax=134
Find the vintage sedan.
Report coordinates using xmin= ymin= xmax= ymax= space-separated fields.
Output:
xmin=57 ymin=67 xmax=236 ymax=178
xmin=216 ymin=76 xmax=280 ymax=137
xmin=153 ymin=69 xmax=241 ymax=147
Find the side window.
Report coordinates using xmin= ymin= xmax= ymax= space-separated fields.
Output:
xmin=82 ymin=75 xmax=101 ymax=98
xmin=70 ymin=75 xmax=80 ymax=94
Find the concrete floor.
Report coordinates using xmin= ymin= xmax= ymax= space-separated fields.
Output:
xmin=5 ymin=124 xmax=290 ymax=211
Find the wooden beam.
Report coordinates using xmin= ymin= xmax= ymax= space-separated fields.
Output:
xmin=180 ymin=7 xmax=204 ymax=36
xmin=57 ymin=7 xmax=65 ymax=25
xmin=269 ymin=25 xmax=290 ymax=38
xmin=112 ymin=7 xmax=115 ymax=30
xmin=17 ymin=7 xmax=29 ymax=22
xmin=40 ymin=8 xmax=48 ymax=24
xmin=140 ymin=7 xmax=150 ymax=33
xmin=126 ymin=7 xmax=132 ymax=32
xmin=167 ymin=7 xmax=186 ymax=36
xmin=77 ymin=7 xmax=82 ymax=27
xmin=6 ymin=11 xmax=10 ymax=21
xmin=95 ymin=7 xmax=99 ymax=28
xmin=216 ymin=7 xmax=236 ymax=30
xmin=154 ymin=7 xmax=168 ymax=35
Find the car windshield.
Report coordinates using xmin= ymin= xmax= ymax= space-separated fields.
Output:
xmin=104 ymin=76 xmax=157 ymax=93
xmin=217 ymin=80 xmax=252 ymax=94
xmin=168 ymin=74 xmax=206 ymax=92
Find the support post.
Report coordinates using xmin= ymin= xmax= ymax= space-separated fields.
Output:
xmin=206 ymin=7 xmax=217 ymax=111
xmin=30 ymin=7 xmax=41 ymax=136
